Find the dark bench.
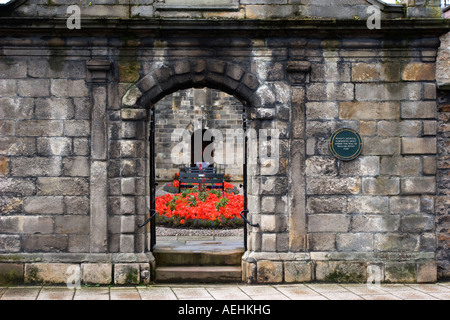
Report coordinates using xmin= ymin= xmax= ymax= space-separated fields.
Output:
xmin=178 ymin=172 xmax=225 ymax=192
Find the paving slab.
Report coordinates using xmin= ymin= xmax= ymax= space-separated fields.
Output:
xmin=138 ymin=286 xmax=178 ymax=300
xmin=73 ymin=287 xmax=110 ymax=300
xmin=110 ymin=287 xmax=141 ymax=300
xmin=37 ymin=287 xmax=75 ymax=300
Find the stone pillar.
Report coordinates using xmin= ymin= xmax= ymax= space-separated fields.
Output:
xmin=87 ymin=60 xmax=111 ymax=253
xmin=287 ymin=61 xmax=310 ymax=252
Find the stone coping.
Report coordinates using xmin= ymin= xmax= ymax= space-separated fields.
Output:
xmin=243 ymin=251 xmax=435 ymax=262
xmin=0 ymin=253 xmax=154 ymax=264
xmin=0 ymin=250 xmax=435 ymax=264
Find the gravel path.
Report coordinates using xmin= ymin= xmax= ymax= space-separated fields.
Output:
xmin=156 ymin=226 xmax=244 ymax=237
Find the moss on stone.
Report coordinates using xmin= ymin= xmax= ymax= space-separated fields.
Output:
xmin=0 ymin=269 xmax=23 ymax=286
xmin=125 ymin=267 xmax=139 ymax=284
xmin=324 ymin=269 xmax=366 ymax=283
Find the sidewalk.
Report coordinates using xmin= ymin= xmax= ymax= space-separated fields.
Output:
xmin=1 ymin=282 xmax=450 ymax=300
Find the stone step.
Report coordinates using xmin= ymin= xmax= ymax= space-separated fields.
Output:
xmin=153 ymin=238 xmax=244 ymax=266
xmin=155 ymin=266 xmax=242 ymax=283
xmin=154 ymin=249 xmax=244 ymax=266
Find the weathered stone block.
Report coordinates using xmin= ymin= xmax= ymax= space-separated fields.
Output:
xmin=347 ymin=196 xmax=389 ymax=213
xmin=423 ymin=121 xmax=437 ymax=136
xmin=339 ymin=102 xmax=400 ymax=120
xmin=306 ymin=196 xmax=347 ymax=214
xmin=384 ymin=262 xmax=416 ymax=283
xmin=362 ymin=177 xmax=400 ymax=195
xmin=352 ymin=215 xmax=400 ymax=232
xmin=351 ymin=62 xmax=384 ymax=82
xmin=401 ymin=101 xmax=436 ymax=119
xmin=390 ymin=196 xmax=421 ymax=214
xmin=260 ymin=196 xmax=286 ymax=214
xmin=22 ymin=235 xmax=68 ymax=252
xmin=362 ymin=137 xmax=400 ymax=156
xmin=402 ymin=137 xmax=437 ymax=154
xmin=35 ymin=98 xmax=74 ymax=120
xmin=374 ymin=233 xmax=419 ymax=252
xmin=11 ymin=157 xmax=61 ymax=176
xmin=18 ymin=79 xmax=49 ymax=97
xmin=120 ymin=196 xmax=135 ymax=215
xmin=307 ymin=177 xmax=361 ymax=195
xmin=37 ymin=137 xmax=72 ymax=156
xmin=23 ymin=196 xmax=64 ymax=214
xmin=336 ymin=233 xmax=374 ymax=251
xmin=401 ymin=177 xmax=436 ymax=194
xmin=339 ymin=156 xmax=379 ymax=176
xmin=0 ymin=177 xmax=36 ymax=195
xmin=25 ymin=263 xmax=76 ymax=284
xmin=0 ymin=97 xmax=34 ymax=119
xmin=308 ymin=214 xmax=349 ymax=232
xmin=82 ymin=263 xmax=112 ymax=285
xmin=305 ymin=156 xmax=337 ymax=176
xmin=257 ymin=260 xmax=283 ymax=283
xmin=261 ymin=233 xmax=277 ymax=251
xmin=0 ymin=137 xmax=36 ymax=156
xmin=120 ymin=215 xmax=136 ymax=234
xmin=377 ymin=120 xmax=421 ymax=137
xmin=380 ymin=156 xmax=420 ymax=175
xmin=64 ymin=120 xmax=90 ymax=136
xmin=284 ymin=261 xmax=313 ymax=283
xmin=0 ymin=235 xmax=21 ymax=253
xmin=38 ymin=177 xmax=89 ymax=196
xmin=15 ymin=120 xmax=63 ymax=137
xmin=417 ymin=261 xmax=437 ymax=283
xmin=0 ymin=120 xmax=15 ymax=136
xmin=62 ymin=157 xmax=90 ymax=177
xmin=307 ymin=233 xmax=336 ymax=251
xmin=65 ymin=196 xmax=89 ymax=215
xmin=306 ymin=102 xmax=338 ymax=120
xmin=402 ymin=63 xmax=435 ymax=81
xmin=50 ymin=79 xmax=88 ymax=98
xmin=355 ymin=83 xmax=421 ymax=101
xmin=401 ymin=215 xmax=434 ymax=232
xmin=114 ymin=263 xmax=140 ymax=284
xmin=55 ymin=216 xmax=89 ymax=234
xmin=120 ymin=234 xmax=135 ymax=252
xmin=315 ymin=261 xmax=367 ymax=283
xmin=0 ymin=263 xmax=23 ymax=284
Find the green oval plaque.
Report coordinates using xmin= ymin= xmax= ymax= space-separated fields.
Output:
xmin=329 ymin=128 xmax=363 ymax=161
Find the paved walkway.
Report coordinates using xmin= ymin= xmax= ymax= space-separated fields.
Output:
xmin=1 ymin=282 xmax=450 ymax=300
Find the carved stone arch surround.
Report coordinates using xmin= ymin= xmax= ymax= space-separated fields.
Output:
xmin=119 ymin=58 xmax=308 ymax=283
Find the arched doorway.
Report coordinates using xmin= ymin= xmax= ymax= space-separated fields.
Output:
xmin=120 ymin=59 xmax=288 ymax=283
xmin=147 ymin=88 xmax=247 ymax=282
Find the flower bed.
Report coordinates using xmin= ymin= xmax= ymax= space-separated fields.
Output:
xmin=156 ymin=181 xmax=244 ymax=229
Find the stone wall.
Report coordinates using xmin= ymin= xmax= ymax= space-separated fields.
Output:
xmin=0 ymin=0 xmax=449 ymax=284
xmin=436 ymin=32 xmax=450 ymax=279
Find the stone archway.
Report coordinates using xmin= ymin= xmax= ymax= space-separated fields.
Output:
xmin=118 ymin=58 xmax=307 ymax=283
